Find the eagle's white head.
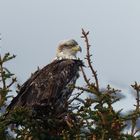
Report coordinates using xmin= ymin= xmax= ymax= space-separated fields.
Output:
xmin=56 ymin=39 xmax=82 ymax=60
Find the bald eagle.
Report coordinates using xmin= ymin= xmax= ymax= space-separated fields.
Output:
xmin=7 ymin=39 xmax=83 ymax=116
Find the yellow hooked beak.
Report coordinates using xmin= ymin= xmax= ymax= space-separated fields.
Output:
xmin=72 ymin=45 xmax=82 ymax=52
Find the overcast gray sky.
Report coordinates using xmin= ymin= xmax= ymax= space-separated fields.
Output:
xmin=1 ymin=0 xmax=140 ymax=111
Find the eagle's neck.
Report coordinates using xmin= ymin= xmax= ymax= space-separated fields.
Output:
xmin=55 ymin=51 xmax=77 ymax=60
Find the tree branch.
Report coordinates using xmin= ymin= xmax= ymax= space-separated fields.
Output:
xmin=81 ymin=29 xmax=99 ymax=91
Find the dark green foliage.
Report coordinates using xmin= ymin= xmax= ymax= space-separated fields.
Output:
xmin=0 ymin=53 xmax=16 ymax=140
xmin=1 ymin=30 xmax=140 ymax=140
xmin=0 ymin=53 xmax=16 ymax=106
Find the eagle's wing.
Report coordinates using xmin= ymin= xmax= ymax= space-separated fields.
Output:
xmin=7 ymin=59 xmax=83 ymax=111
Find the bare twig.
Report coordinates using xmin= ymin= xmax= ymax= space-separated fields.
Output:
xmin=75 ymin=85 xmax=99 ymax=95
xmin=69 ymin=90 xmax=84 ymax=104
xmin=75 ymin=86 xmax=93 ymax=93
xmin=80 ymin=66 xmax=90 ymax=86
xmin=81 ymin=29 xmax=99 ymax=91
xmin=7 ymin=78 xmax=17 ymax=88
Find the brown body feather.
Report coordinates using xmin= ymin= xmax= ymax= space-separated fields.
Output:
xmin=8 ymin=59 xmax=83 ymax=115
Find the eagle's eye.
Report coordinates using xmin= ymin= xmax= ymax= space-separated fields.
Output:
xmin=64 ymin=44 xmax=68 ymax=47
